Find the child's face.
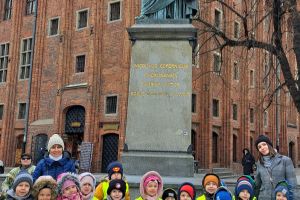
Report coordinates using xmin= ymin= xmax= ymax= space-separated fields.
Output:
xmin=238 ymin=189 xmax=250 ymax=200
xmin=276 ymin=192 xmax=287 ymax=200
xmin=111 ymin=173 xmax=122 ymax=180
xmin=205 ymin=182 xmax=218 ymax=194
xmin=15 ymin=181 xmax=30 ymax=197
xmin=180 ymin=191 xmax=191 ymax=200
xmin=38 ymin=188 xmax=52 ymax=200
xmin=63 ymin=185 xmax=78 ymax=196
xmin=110 ymin=189 xmax=123 ymax=200
xmin=145 ymin=181 xmax=158 ymax=197
xmin=81 ymin=183 xmax=92 ymax=195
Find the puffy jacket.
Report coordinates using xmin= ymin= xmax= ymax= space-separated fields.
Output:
xmin=93 ymin=176 xmax=130 ymax=200
xmin=32 ymin=154 xmax=76 ymax=182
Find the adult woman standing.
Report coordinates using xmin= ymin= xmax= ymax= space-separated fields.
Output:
xmin=32 ymin=134 xmax=76 ymax=182
xmin=254 ymin=135 xmax=297 ymax=200
xmin=241 ymin=148 xmax=255 ymax=179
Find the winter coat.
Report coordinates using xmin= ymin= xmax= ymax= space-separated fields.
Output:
xmin=93 ymin=176 xmax=130 ymax=200
xmin=1 ymin=165 xmax=36 ymax=193
xmin=6 ymin=189 xmax=34 ymax=200
xmin=241 ymin=149 xmax=255 ymax=176
xmin=32 ymin=154 xmax=76 ymax=182
xmin=196 ymin=193 xmax=214 ymax=200
xmin=255 ymin=153 xmax=297 ymax=200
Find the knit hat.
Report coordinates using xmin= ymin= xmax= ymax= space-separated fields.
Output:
xmin=12 ymin=172 xmax=33 ymax=191
xmin=143 ymin=175 xmax=161 ymax=188
xmin=178 ymin=182 xmax=196 ymax=200
xmin=79 ymin=172 xmax=96 ymax=189
xmin=107 ymin=179 xmax=126 ymax=198
xmin=162 ymin=188 xmax=177 ymax=200
xmin=47 ymin=134 xmax=64 ymax=151
xmin=57 ymin=173 xmax=80 ymax=195
xmin=32 ymin=175 xmax=57 ymax=200
xmin=274 ymin=180 xmax=291 ymax=200
xmin=202 ymin=173 xmax=220 ymax=187
xmin=255 ymin=135 xmax=273 ymax=150
xmin=140 ymin=171 xmax=163 ymax=200
xmin=235 ymin=180 xmax=254 ymax=198
xmin=107 ymin=161 xmax=123 ymax=180
xmin=214 ymin=187 xmax=233 ymax=200
xmin=236 ymin=175 xmax=255 ymax=188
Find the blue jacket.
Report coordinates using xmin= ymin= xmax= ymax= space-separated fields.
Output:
xmin=32 ymin=154 xmax=76 ymax=182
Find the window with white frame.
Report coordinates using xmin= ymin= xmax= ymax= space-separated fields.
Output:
xmin=234 ymin=21 xmax=240 ymax=39
xmin=232 ymin=103 xmax=238 ymax=120
xmin=109 ymin=1 xmax=121 ymax=21
xmin=213 ymin=99 xmax=219 ymax=117
xmin=263 ymin=111 xmax=268 ymax=127
xmin=76 ymin=9 xmax=88 ymax=29
xmin=19 ymin=38 xmax=32 ymax=80
xmin=25 ymin=0 xmax=35 ymax=15
xmin=0 ymin=104 xmax=3 ymax=120
xmin=0 ymin=43 xmax=9 ymax=83
xmin=214 ymin=9 xmax=222 ymax=29
xmin=105 ymin=95 xmax=118 ymax=114
xmin=233 ymin=61 xmax=239 ymax=80
xmin=250 ymin=70 xmax=255 ymax=87
xmin=18 ymin=102 xmax=27 ymax=119
xmin=4 ymin=0 xmax=13 ymax=20
xmin=49 ymin=17 xmax=59 ymax=36
xmin=75 ymin=55 xmax=85 ymax=73
xmin=213 ymin=53 xmax=221 ymax=74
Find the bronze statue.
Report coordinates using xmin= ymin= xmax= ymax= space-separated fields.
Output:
xmin=140 ymin=0 xmax=198 ymax=19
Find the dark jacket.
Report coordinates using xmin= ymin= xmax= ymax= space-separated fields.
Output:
xmin=255 ymin=153 xmax=298 ymax=200
xmin=241 ymin=149 xmax=255 ymax=175
xmin=32 ymin=153 xmax=76 ymax=182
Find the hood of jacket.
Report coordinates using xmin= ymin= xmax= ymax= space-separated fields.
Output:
xmin=140 ymin=171 xmax=163 ymax=200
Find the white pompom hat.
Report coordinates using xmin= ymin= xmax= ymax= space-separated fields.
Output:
xmin=47 ymin=134 xmax=64 ymax=151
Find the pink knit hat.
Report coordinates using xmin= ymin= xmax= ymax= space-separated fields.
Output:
xmin=143 ymin=175 xmax=161 ymax=188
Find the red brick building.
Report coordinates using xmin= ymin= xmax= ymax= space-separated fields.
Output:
xmin=0 ymin=0 xmax=299 ymax=172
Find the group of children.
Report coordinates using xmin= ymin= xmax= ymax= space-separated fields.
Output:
xmin=3 ymin=161 xmax=292 ymax=200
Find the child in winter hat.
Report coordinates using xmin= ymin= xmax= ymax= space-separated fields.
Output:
xmin=107 ymin=161 xmax=123 ymax=180
xmin=47 ymin=133 xmax=65 ymax=151
xmin=162 ymin=188 xmax=177 ymax=200
xmin=213 ymin=187 xmax=233 ymax=200
xmin=178 ymin=182 xmax=196 ymax=200
xmin=107 ymin=179 xmax=126 ymax=200
xmin=137 ymin=171 xmax=163 ymax=200
xmin=234 ymin=176 xmax=255 ymax=200
xmin=94 ymin=161 xmax=130 ymax=200
xmin=274 ymin=180 xmax=291 ymax=200
xmin=79 ymin=172 xmax=96 ymax=200
xmin=32 ymin=175 xmax=57 ymax=200
xmin=197 ymin=173 xmax=220 ymax=200
xmin=6 ymin=171 xmax=34 ymax=200
xmin=56 ymin=172 xmax=82 ymax=200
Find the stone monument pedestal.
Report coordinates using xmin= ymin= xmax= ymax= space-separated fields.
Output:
xmin=121 ymin=21 xmax=197 ymax=177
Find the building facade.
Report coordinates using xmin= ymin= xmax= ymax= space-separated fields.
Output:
xmin=0 ymin=0 xmax=299 ymax=172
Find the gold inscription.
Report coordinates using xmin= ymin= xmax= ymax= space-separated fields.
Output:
xmin=144 ymin=73 xmax=177 ymax=79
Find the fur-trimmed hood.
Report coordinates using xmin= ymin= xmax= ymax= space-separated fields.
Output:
xmin=139 ymin=171 xmax=163 ymax=200
xmin=32 ymin=175 xmax=57 ymax=200
xmin=56 ymin=173 xmax=81 ymax=195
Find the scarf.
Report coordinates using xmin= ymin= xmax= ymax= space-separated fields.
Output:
xmin=49 ymin=154 xmax=63 ymax=161
xmin=7 ymin=189 xmax=32 ymax=200
xmin=262 ymin=155 xmax=273 ymax=168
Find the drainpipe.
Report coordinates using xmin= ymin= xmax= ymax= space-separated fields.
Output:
xmin=275 ymin=59 xmax=280 ymax=152
xmin=22 ymin=0 xmax=38 ymax=153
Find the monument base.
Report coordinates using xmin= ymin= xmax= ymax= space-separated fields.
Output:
xmin=121 ymin=151 xmax=194 ymax=177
